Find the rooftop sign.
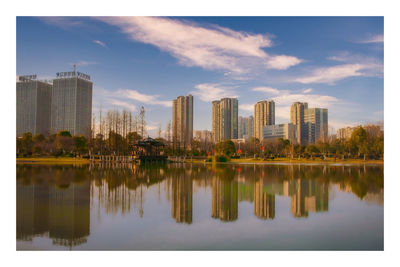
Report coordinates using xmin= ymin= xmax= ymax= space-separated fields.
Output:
xmin=56 ymin=71 xmax=91 ymax=81
xmin=19 ymin=75 xmax=37 ymax=81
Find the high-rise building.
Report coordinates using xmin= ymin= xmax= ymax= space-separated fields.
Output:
xmin=254 ymin=179 xmax=275 ymax=219
xmin=254 ymin=100 xmax=275 ymax=141
xmin=172 ymin=95 xmax=193 ymax=148
xmin=211 ymin=98 xmax=238 ymax=143
xmin=238 ymin=116 xmax=254 ymax=140
xmin=337 ymin=126 xmax=356 ymax=140
xmin=290 ymin=102 xmax=308 ymax=145
xmin=262 ymin=123 xmax=297 ymax=143
xmin=171 ymin=172 xmax=192 ymax=224
xmin=194 ymin=130 xmax=212 ymax=142
xmin=305 ymin=108 xmax=328 ymax=143
xmin=16 ymin=75 xmax=52 ymax=137
xmin=211 ymin=175 xmax=238 ymax=222
xmin=51 ymin=70 xmax=93 ymax=137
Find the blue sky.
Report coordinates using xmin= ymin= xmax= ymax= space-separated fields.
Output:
xmin=16 ymin=16 xmax=383 ymax=136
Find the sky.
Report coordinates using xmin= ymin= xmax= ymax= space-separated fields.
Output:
xmin=16 ymin=16 xmax=383 ymax=136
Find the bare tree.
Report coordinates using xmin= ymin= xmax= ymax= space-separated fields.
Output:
xmin=157 ymin=123 xmax=162 ymax=138
xmin=139 ymin=106 xmax=146 ymax=139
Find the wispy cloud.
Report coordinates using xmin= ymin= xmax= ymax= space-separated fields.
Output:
xmin=96 ymin=17 xmax=302 ymax=75
xmin=239 ymin=104 xmax=254 ymax=112
xmin=92 ymin=87 xmax=171 ymax=116
xmin=70 ymin=60 xmax=98 ymax=67
xmin=93 ymin=40 xmax=107 ymax=48
xmin=358 ymin=34 xmax=384 ymax=44
xmin=116 ymin=89 xmax=171 ymax=107
xmin=251 ymin=86 xmax=288 ymax=95
xmin=302 ymin=88 xmax=313 ymax=93
xmin=191 ymin=83 xmax=238 ymax=102
xmin=110 ymin=100 xmax=137 ymax=112
xmin=39 ymin=17 xmax=84 ymax=29
xmin=294 ymin=63 xmax=368 ymax=84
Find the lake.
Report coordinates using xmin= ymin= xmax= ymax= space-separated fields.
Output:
xmin=16 ymin=163 xmax=383 ymax=250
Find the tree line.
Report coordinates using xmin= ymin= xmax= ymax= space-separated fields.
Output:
xmin=17 ymin=107 xmax=383 ymax=161
xmin=212 ymin=124 xmax=383 ymax=160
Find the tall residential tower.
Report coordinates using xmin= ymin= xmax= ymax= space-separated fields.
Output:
xmin=254 ymin=100 xmax=275 ymax=141
xmin=212 ymin=98 xmax=238 ymax=143
xmin=172 ymin=95 xmax=193 ymax=147
xmin=305 ymin=108 xmax=328 ymax=143
xmin=290 ymin=102 xmax=308 ymax=145
xmin=17 ymin=75 xmax=52 ymax=137
xmin=51 ymin=70 xmax=93 ymax=137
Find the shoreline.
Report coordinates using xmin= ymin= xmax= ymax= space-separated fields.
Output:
xmin=16 ymin=157 xmax=383 ymax=166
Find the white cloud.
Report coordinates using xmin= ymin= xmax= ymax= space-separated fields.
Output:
xmin=358 ymin=34 xmax=384 ymax=44
xmin=110 ymin=100 xmax=137 ymax=112
xmin=97 ymin=16 xmax=302 ymax=74
xmin=302 ymin=88 xmax=313 ymax=93
xmin=294 ymin=63 xmax=367 ymax=84
xmin=264 ymin=55 xmax=302 ymax=70
xmin=116 ymin=89 xmax=171 ymax=107
xmin=92 ymin=87 xmax=171 ymax=116
xmin=239 ymin=104 xmax=254 ymax=112
xmin=70 ymin=60 xmax=97 ymax=67
xmin=93 ymin=40 xmax=107 ymax=48
xmin=39 ymin=17 xmax=83 ymax=29
xmin=251 ymin=86 xmax=287 ymax=95
xmin=191 ymin=83 xmax=238 ymax=102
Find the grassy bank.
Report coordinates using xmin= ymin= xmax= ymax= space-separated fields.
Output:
xmin=16 ymin=157 xmax=90 ymax=164
xmin=185 ymin=157 xmax=383 ymax=165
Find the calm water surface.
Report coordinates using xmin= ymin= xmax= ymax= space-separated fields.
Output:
xmin=16 ymin=163 xmax=383 ymax=250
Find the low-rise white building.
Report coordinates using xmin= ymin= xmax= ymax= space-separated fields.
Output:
xmin=262 ymin=123 xmax=297 ymax=143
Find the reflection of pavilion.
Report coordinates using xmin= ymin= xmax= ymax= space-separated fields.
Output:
xmin=285 ymin=179 xmax=329 ymax=218
xmin=211 ymin=176 xmax=238 ymax=222
xmin=171 ymin=172 xmax=193 ymax=224
xmin=254 ymin=179 xmax=275 ymax=219
xmin=17 ymin=180 xmax=90 ymax=248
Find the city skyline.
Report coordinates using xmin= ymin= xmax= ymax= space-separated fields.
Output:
xmin=16 ymin=16 xmax=383 ymax=136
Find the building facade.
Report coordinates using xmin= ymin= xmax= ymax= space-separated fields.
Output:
xmin=51 ymin=71 xmax=93 ymax=137
xmin=211 ymin=98 xmax=238 ymax=143
xmin=238 ymin=115 xmax=254 ymax=140
xmin=290 ymin=102 xmax=308 ymax=145
xmin=172 ymin=95 xmax=193 ymax=148
xmin=17 ymin=76 xmax=52 ymax=137
xmin=304 ymin=108 xmax=328 ymax=143
xmin=337 ymin=126 xmax=356 ymax=140
xmin=254 ymin=100 xmax=275 ymax=141
xmin=194 ymin=130 xmax=212 ymax=142
xmin=262 ymin=123 xmax=297 ymax=143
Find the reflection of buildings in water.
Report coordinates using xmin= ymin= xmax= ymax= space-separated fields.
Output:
xmin=288 ymin=179 xmax=329 ymax=218
xmin=49 ymin=181 xmax=90 ymax=247
xmin=171 ymin=174 xmax=193 ymax=224
xmin=254 ymin=179 xmax=275 ymax=219
xmin=211 ymin=176 xmax=238 ymax=222
xmin=17 ymin=183 xmax=49 ymax=241
xmin=16 ymin=180 xmax=90 ymax=248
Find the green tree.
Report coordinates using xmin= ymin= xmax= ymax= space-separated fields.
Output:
xmin=73 ymin=135 xmax=88 ymax=156
xmin=216 ymin=140 xmax=236 ymax=156
xmin=350 ymin=126 xmax=368 ymax=158
xmin=56 ymin=131 xmax=73 ymax=155
xmin=19 ymin=132 xmax=33 ymax=156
